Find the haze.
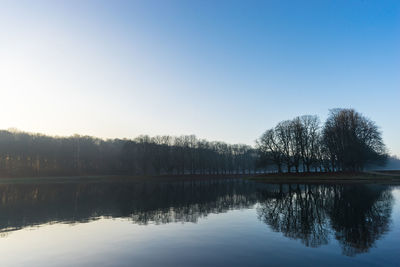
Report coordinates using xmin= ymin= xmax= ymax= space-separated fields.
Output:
xmin=0 ymin=0 xmax=399 ymax=156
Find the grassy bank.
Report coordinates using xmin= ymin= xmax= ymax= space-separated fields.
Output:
xmin=246 ymin=171 xmax=400 ymax=184
xmin=0 ymin=171 xmax=399 ymax=184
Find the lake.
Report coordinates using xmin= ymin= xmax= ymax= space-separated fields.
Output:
xmin=0 ymin=178 xmax=399 ymax=266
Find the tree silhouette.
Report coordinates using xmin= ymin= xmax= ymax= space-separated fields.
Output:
xmin=0 ymin=130 xmax=257 ymax=177
xmin=257 ymin=109 xmax=387 ymax=172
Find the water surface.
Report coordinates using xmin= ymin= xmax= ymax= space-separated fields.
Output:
xmin=0 ymin=178 xmax=399 ymax=266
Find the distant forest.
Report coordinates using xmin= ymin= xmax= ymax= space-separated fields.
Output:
xmin=0 ymin=130 xmax=255 ymax=177
xmin=0 ymin=108 xmax=393 ymax=177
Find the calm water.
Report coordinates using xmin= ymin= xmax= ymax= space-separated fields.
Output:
xmin=0 ymin=178 xmax=399 ymax=266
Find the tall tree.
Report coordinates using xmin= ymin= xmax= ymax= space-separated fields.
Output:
xmin=323 ymin=109 xmax=386 ymax=171
xmin=256 ymin=129 xmax=283 ymax=173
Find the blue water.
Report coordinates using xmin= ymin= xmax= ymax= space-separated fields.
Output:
xmin=0 ymin=179 xmax=398 ymax=266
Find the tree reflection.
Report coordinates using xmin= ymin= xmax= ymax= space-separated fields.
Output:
xmin=256 ymin=184 xmax=394 ymax=256
xmin=0 ymin=179 xmax=258 ymax=232
xmin=328 ymin=185 xmax=393 ymax=256
xmin=0 ymin=180 xmax=395 ymax=256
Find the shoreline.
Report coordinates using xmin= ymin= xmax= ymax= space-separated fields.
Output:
xmin=246 ymin=171 xmax=400 ymax=184
xmin=0 ymin=171 xmax=399 ymax=184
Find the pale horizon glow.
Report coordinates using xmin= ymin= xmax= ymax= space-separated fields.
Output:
xmin=0 ymin=1 xmax=399 ymax=156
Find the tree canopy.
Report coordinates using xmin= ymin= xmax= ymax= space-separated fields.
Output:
xmin=256 ymin=109 xmax=387 ymax=172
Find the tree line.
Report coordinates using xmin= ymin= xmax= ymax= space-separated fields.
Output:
xmin=256 ymin=108 xmax=387 ymax=172
xmin=0 ymin=130 xmax=256 ymax=177
xmin=0 ymin=108 xmax=388 ymax=177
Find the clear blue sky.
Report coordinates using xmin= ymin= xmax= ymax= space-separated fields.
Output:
xmin=0 ymin=0 xmax=399 ymax=155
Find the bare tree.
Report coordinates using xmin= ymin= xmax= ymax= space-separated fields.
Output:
xmin=323 ymin=109 xmax=386 ymax=171
xmin=299 ymin=115 xmax=320 ymax=172
xmin=275 ymin=121 xmax=294 ymax=173
xmin=256 ymin=129 xmax=283 ymax=173
xmin=256 ymin=109 xmax=386 ymax=173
